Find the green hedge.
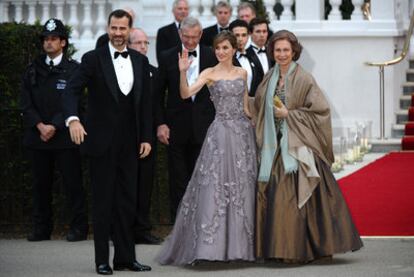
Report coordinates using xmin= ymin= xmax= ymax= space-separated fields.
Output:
xmin=0 ymin=22 xmax=171 ymax=237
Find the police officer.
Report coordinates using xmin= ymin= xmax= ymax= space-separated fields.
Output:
xmin=21 ymin=18 xmax=88 ymax=242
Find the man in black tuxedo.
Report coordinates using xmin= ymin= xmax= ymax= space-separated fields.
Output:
xmin=154 ymin=16 xmax=217 ymax=221
xmin=155 ymin=0 xmax=189 ymax=63
xmin=62 ymin=10 xmax=152 ymax=275
xmin=21 ymin=18 xmax=88 ymax=243
xmin=200 ymin=1 xmax=232 ymax=47
xmin=229 ymin=19 xmax=258 ymax=97
xmin=128 ymin=27 xmax=163 ymax=245
xmin=246 ymin=18 xmax=274 ymax=96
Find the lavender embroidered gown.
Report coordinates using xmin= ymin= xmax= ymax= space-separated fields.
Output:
xmin=156 ymin=78 xmax=257 ymax=265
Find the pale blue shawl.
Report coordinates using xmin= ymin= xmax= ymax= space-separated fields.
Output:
xmin=258 ymin=62 xmax=298 ymax=182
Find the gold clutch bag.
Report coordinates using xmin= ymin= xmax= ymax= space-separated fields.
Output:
xmin=273 ymin=95 xmax=283 ymax=108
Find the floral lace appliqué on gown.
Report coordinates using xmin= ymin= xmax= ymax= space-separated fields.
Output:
xmin=156 ymin=78 xmax=257 ymax=265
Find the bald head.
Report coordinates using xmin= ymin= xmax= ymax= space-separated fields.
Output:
xmin=129 ymin=28 xmax=149 ymax=55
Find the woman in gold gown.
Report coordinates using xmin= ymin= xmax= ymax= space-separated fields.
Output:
xmin=253 ymin=30 xmax=363 ymax=263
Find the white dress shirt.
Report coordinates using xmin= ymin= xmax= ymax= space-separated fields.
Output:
xmin=183 ymin=44 xmax=200 ymax=101
xmin=108 ymin=42 xmax=134 ymax=95
xmin=45 ymin=53 xmax=63 ymax=66
xmin=251 ymin=42 xmax=269 ymax=74
xmin=236 ymin=51 xmax=252 ymax=92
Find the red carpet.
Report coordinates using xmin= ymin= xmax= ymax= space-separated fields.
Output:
xmin=338 ymin=152 xmax=414 ymax=236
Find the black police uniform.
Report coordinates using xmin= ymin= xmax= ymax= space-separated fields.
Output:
xmin=21 ymin=19 xmax=88 ymax=241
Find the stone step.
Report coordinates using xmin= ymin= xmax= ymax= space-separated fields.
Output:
xmin=407 ymin=69 xmax=414 ymax=82
xmin=391 ymin=124 xmax=405 ymax=138
xmin=400 ymin=95 xmax=413 ymax=109
xmin=403 ymin=82 xmax=414 ymax=95
xmin=370 ymin=138 xmax=401 ymax=152
xmin=396 ymin=109 xmax=409 ymax=124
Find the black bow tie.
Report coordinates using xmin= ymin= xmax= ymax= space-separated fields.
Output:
xmin=238 ymin=53 xmax=248 ymax=58
xmin=253 ymin=46 xmax=266 ymax=54
xmin=114 ymin=51 xmax=129 ymax=59
xmin=188 ymin=51 xmax=197 ymax=58
xmin=219 ymin=27 xmax=229 ymax=32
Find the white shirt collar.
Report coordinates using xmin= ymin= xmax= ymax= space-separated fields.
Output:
xmin=236 ymin=50 xmax=248 ymax=59
xmin=182 ymin=44 xmax=200 ymax=56
xmin=251 ymin=42 xmax=265 ymax=52
xmin=217 ymin=24 xmax=229 ymax=31
xmin=175 ymin=21 xmax=180 ymax=29
xmin=108 ymin=42 xmax=128 ymax=60
xmin=45 ymin=53 xmax=63 ymax=66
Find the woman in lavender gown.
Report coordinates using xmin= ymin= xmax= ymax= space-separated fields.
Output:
xmin=156 ymin=31 xmax=257 ymax=265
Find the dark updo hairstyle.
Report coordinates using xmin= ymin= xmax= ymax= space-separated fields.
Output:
xmin=267 ymin=30 xmax=302 ymax=61
xmin=212 ymin=30 xmax=237 ymax=50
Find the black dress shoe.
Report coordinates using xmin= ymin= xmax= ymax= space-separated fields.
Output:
xmin=66 ymin=228 xmax=87 ymax=242
xmin=113 ymin=261 xmax=151 ymax=271
xmin=27 ymin=231 xmax=50 ymax=242
xmin=96 ymin=264 xmax=113 ymax=275
xmin=135 ymin=233 xmax=163 ymax=245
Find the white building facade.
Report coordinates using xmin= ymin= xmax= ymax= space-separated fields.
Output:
xmin=0 ymin=0 xmax=412 ymax=141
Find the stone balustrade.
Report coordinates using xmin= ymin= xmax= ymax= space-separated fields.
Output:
xmin=0 ymin=0 xmax=412 ymax=138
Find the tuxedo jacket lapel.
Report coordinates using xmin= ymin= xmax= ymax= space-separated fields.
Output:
xmin=99 ymin=45 xmax=119 ymax=103
xmin=129 ymin=49 xmax=143 ymax=107
xmin=199 ymin=45 xmax=209 ymax=72
xmin=247 ymin=46 xmax=264 ymax=77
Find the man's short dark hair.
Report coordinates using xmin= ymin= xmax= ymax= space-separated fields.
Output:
xmin=248 ymin=17 xmax=269 ymax=33
xmin=229 ymin=19 xmax=249 ymax=32
xmin=107 ymin=9 xmax=133 ymax=28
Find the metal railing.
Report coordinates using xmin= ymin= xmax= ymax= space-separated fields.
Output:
xmin=365 ymin=9 xmax=414 ymax=140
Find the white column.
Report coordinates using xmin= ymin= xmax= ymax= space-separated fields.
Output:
xmin=370 ymin=0 xmax=395 ymax=20
xmin=53 ymin=0 xmax=65 ymax=22
xmin=408 ymin=1 xmax=414 ymax=56
xmin=229 ymin=0 xmax=238 ymax=20
xmin=328 ymin=0 xmax=342 ymax=20
xmin=67 ymin=0 xmax=80 ymax=39
xmin=80 ymin=0 xmax=93 ymax=39
xmin=201 ymin=0 xmax=213 ymax=19
xmin=351 ymin=0 xmax=364 ymax=21
xmin=0 ymin=1 xmax=10 ymax=23
xmin=13 ymin=0 xmax=24 ymax=22
xmin=264 ymin=0 xmax=275 ymax=22
xmin=295 ymin=0 xmax=324 ymax=20
xmin=188 ymin=0 xmax=200 ymax=17
xmin=95 ymin=0 xmax=107 ymax=39
xmin=280 ymin=0 xmax=294 ymax=21
xmin=39 ymin=0 xmax=51 ymax=23
xmin=26 ymin=0 xmax=37 ymax=24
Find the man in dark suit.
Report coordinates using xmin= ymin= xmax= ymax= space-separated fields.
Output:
xmin=246 ymin=18 xmax=273 ymax=96
xmin=155 ymin=0 xmax=189 ymax=63
xmin=154 ymin=16 xmax=217 ymax=221
xmin=200 ymin=1 xmax=232 ymax=47
xmin=128 ymin=27 xmax=163 ymax=245
xmin=229 ymin=19 xmax=258 ymax=97
xmin=21 ymin=18 xmax=88 ymax=243
xmin=62 ymin=10 xmax=152 ymax=275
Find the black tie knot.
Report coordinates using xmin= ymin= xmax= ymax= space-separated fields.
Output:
xmin=257 ymin=48 xmax=266 ymax=54
xmin=188 ymin=51 xmax=197 ymax=58
xmin=114 ymin=51 xmax=129 ymax=59
xmin=219 ymin=27 xmax=229 ymax=32
xmin=238 ymin=53 xmax=248 ymax=58
xmin=49 ymin=60 xmax=54 ymax=67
